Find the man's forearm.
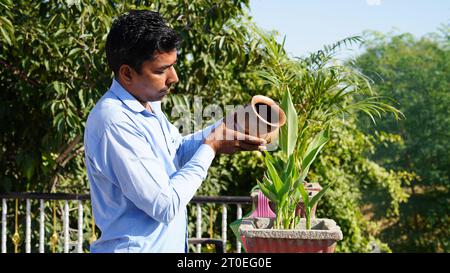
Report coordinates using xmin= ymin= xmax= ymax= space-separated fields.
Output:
xmin=176 ymin=119 xmax=222 ymax=166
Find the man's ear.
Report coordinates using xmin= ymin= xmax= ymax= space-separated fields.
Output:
xmin=118 ymin=64 xmax=136 ymax=84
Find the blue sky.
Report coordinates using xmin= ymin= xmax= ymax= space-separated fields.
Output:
xmin=248 ymin=0 xmax=449 ymax=58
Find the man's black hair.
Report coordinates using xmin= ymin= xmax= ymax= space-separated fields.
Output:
xmin=105 ymin=10 xmax=180 ymax=75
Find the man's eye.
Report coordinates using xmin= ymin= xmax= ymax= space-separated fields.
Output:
xmin=155 ymin=70 xmax=165 ymax=74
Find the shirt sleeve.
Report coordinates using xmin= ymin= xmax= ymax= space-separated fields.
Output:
xmin=98 ymin=121 xmax=216 ymax=225
xmin=172 ymin=118 xmax=223 ymax=168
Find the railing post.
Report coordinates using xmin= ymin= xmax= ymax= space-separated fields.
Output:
xmin=236 ymin=204 xmax=242 ymax=253
xmin=25 ymin=199 xmax=31 ymax=253
xmin=222 ymin=204 xmax=227 ymax=253
xmin=1 ymin=199 xmax=6 ymax=253
xmin=77 ymin=200 xmax=83 ymax=253
xmin=39 ymin=199 xmax=45 ymax=253
xmin=196 ymin=203 xmax=201 ymax=253
xmin=63 ymin=200 xmax=69 ymax=253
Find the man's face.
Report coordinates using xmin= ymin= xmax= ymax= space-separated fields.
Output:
xmin=127 ymin=49 xmax=179 ymax=102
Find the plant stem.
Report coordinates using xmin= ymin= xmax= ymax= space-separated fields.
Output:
xmin=305 ymin=208 xmax=311 ymax=230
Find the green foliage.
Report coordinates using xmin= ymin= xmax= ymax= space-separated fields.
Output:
xmin=313 ymin=118 xmax=412 ymax=252
xmin=354 ymin=28 xmax=450 ymax=252
xmin=298 ymin=175 xmax=332 ymax=230
xmin=251 ymin=27 xmax=404 ymax=239
xmin=0 ymin=0 xmax=263 ymax=193
xmin=219 ymin=26 xmax=416 ymax=252
xmin=0 ymin=0 xmax=118 ymax=193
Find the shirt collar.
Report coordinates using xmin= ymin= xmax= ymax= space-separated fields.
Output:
xmin=110 ymin=79 xmax=146 ymax=113
xmin=149 ymin=100 xmax=162 ymax=114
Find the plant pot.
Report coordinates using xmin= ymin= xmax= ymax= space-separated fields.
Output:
xmin=239 ymin=217 xmax=343 ymax=253
xmin=231 ymin=95 xmax=286 ymax=144
xmin=252 ymin=183 xmax=323 ymax=218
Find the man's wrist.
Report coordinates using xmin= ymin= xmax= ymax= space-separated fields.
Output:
xmin=203 ymin=139 xmax=217 ymax=154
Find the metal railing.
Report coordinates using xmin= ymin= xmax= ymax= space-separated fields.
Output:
xmin=0 ymin=192 xmax=252 ymax=253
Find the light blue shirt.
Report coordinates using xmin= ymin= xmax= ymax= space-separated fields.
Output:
xmin=84 ymin=79 xmax=218 ymax=253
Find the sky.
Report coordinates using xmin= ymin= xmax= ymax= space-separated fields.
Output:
xmin=248 ymin=0 xmax=450 ymax=58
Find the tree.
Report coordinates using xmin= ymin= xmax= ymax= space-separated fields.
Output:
xmin=0 ymin=0 xmax=265 ymax=252
xmin=354 ymin=28 xmax=450 ymax=252
xmin=0 ymin=0 xmax=263 ymax=194
xmin=240 ymin=29 xmax=411 ymax=252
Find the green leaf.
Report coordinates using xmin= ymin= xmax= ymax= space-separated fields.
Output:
xmin=262 ymin=175 xmax=275 ymax=192
xmin=278 ymin=178 xmax=292 ymax=202
xmin=257 ymin=179 xmax=278 ymax=204
xmin=291 ymin=176 xmax=304 ymax=192
xmin=0 ymin=27 xmax=11 ymax=45
xmin=44 ymin=59 xmax=50 ymax=71
xmin=219 ymin=36 xmax=225 ymax=50
xmin=51 ymin=81 xmax=65 ymax=95
xmin=281 ymin=153 xmax=295 ymax=183
xmin=264 ymin=156 xmax=283 ymax=194
xmin=0 ymin=0 xmax=13 ymax=10
xmin=298 ymin=183 xmax=310 ymax=209
xmin=263 ymin=150 xmax=283 ymax=171
xmin=21 ymin=155 xmax=35 ymax=181
xmin=309 ymin=182 xmax=333 ymax=208
xmin=279 ymin=88 xmax=298 ymax=157
xmin=0 ymin=16 xmax=15 ymax=45
xmin=54 ymin=29 xmax=65 ymax=37
xmin=279 ymin=154 xmax=296 ymax=199
xmin=78 ymin=89 xmax=85 ymax=108
xmin=68 ymin=47 xmax=81 ymax=56
xmin=230 ymin=210 xmax=253 ymax=253
xmin=298 ymin=183 xmax=312 ymax=229
xmin=263 ymin=150 xmax=275 ymax=164
xmin=300 ymin=125 xmax=330 ymax=181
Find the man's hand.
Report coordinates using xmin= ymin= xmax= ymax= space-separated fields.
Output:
xmin=204 ymin=122 xmax=267 ymax=154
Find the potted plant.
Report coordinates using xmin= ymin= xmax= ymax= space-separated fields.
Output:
xmin=234 ymin=29 xmax=402 ymax=253
xmin=239 ymin=89 xmax=342 ymax=253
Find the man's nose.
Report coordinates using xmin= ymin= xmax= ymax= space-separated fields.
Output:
xmin=167 ymin=66 xmax=179 ymax=85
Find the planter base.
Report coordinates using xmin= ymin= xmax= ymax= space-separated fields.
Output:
xmin=240 ymin=218 xmax=343 ymax=253
xmin=242 ymin=237 xmax=337 ymax=253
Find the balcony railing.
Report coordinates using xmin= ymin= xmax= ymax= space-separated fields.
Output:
xmin=0 ymin=192 xmax=252 ymax=253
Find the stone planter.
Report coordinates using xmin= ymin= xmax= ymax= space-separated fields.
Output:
xmin=239 ymin=217 xmax=343 ymax=253
xmin=252 ymin=183 xmax=323 ymax=218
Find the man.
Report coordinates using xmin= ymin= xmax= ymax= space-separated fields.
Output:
xmin=84 ymin=10 xmax=266 ymax=253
